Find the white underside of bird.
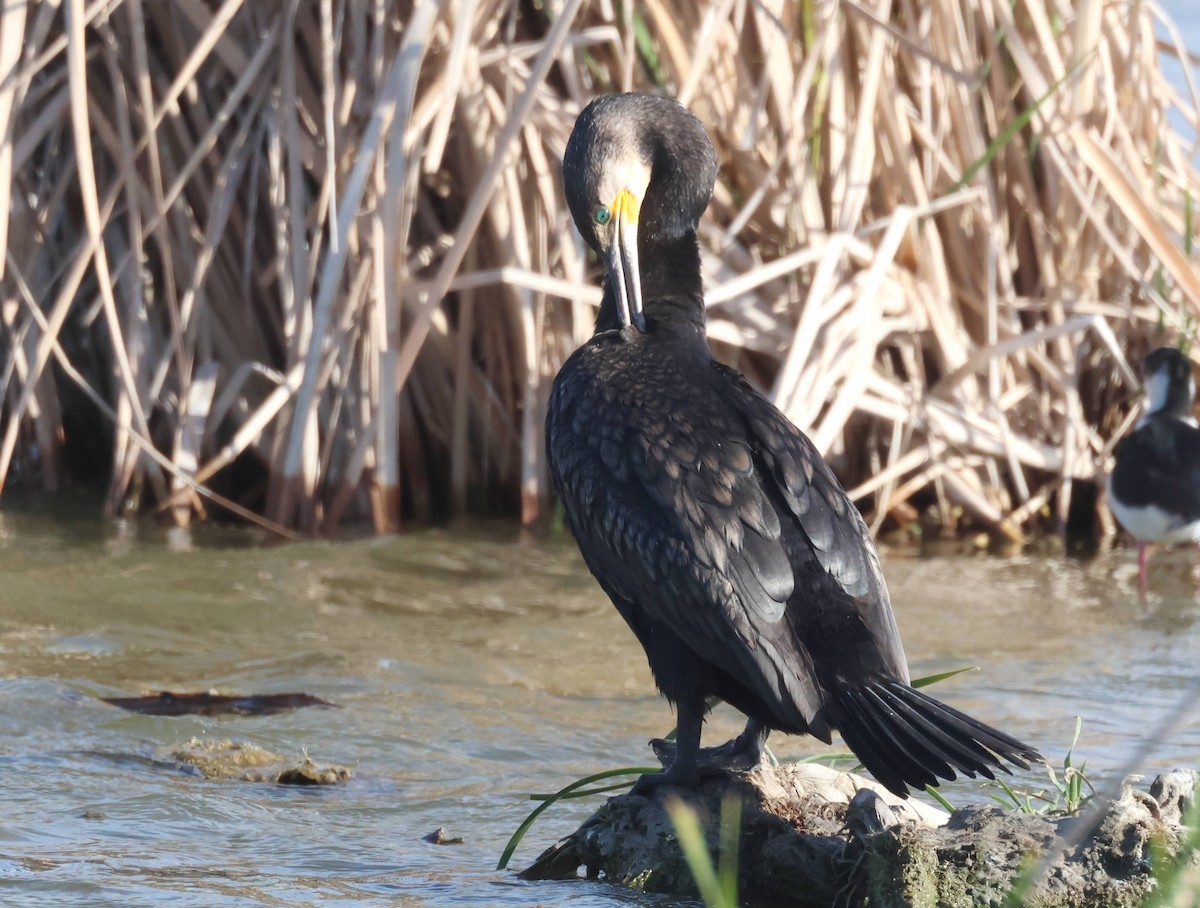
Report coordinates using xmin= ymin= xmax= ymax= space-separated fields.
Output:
xmin=1107 ymin=476 xmax=1200 ymax=543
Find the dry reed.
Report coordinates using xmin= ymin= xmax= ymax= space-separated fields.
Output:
xmin=0 ymin=0 xmax=1197 ymax=539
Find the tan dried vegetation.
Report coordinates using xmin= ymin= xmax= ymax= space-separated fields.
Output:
xmin=0 ymin=0 xmax=1197 ymax=540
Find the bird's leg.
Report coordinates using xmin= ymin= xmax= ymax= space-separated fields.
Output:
xmin=1138 ymin=542 xmax=1148 ymax=599
xmin=725 ymin=718 xmax=770 ymax=766
xmin=649 ymin=718 xmax=770 ymax=774
xmin=631 ymin=698 xmax=704 ymax=795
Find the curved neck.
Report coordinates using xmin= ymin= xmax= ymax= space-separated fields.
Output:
xmin=595 ymin=230 xmax=707 ymax=340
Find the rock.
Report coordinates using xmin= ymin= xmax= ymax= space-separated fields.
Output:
xmin=167 ymin=738 xmax=351 ymax=785
xmin=274 ymin=759 xmax=351 ymax=786
xmin=1150 ymin=769 xmax=1197 ymax=825
xmin=520 ymin=762 xmax=1198 ymax=907
xmin=845 ymin=788 xmax=901 ymax=840
xmin=168 ymin=738 xmax=283 ymax=779
xmin=423 ymin=827 xmax=465 ymax=845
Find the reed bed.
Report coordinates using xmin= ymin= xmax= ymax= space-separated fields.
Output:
xmin=0 ymin=0 xmax=1197 ymax=538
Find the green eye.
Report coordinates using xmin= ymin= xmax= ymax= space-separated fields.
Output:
xmin=594 ymin=207 xmax=611 ymax=225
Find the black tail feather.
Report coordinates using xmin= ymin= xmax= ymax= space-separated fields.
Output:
xmin=835 ymin=688 xmax=928 ymax=795
xmin=833 ymin=680 xmax=1043 ymax=798
xmin=872 ymin=684 xmax=1000 ymax=776
xmin=895 ymin=682 xmax=1038 ymax=766
xmin=858 ymin=686 xmax=974 ymax=780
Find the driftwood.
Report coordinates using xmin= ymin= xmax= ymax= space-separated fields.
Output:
xmin=521 ymin=762 xmax=1198 ymax=907
xmin=102 ymin=690 xmax=338 ymax=716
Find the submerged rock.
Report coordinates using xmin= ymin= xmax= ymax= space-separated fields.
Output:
xmin=168 ymin=738 xmax=351 ymax=785
xmin=520 ymin=762 xmax=1197 ymax=907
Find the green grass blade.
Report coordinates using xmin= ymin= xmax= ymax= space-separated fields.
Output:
xmin=1066 ymin=716 xmax=1082 ymax=762
xmin=1141 ymin=786 xmax=1200 ymax=908
xmin=948 ymin=44 xmax=1083 ymax=194
xmin=496 ymin=766 xmax=657 ymax=871
xmin=924 ymin=784 xmax=957 ymax=813
xmin=717 ymin=794 xmax=741 ymax=906
xmin=665 ymin=798 xmax=732 ymax=908
xmin=912 ymin=666 xmax=977 ymax=688
xmin=988 ymin=777 xmax=1022 ymax=810
xmin=631 ymin=8 xmax=667 ymax=88
xmin=527 ymin=779 xmax=647 ymax=801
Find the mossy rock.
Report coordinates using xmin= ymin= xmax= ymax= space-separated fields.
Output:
xmin=167 ymin=738 xmax=351 ymax=785
xmin=521 ymin=763 xmax=1197 ymax=907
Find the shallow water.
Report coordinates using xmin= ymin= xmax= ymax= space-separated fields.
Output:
xmin=1 ymin=504 xmax=1198 ymax=907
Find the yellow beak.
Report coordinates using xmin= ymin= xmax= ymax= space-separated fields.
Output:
xmin=602 ymin=189 xmax=645 ymax=333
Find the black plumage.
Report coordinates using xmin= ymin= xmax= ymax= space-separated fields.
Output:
xmin=1108 ymin=346 xmax=1200 ymax=597
xmin=546 ymin=93 xmax=1041 ymax=796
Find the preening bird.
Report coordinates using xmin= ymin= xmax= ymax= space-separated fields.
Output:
xmin=546 ymin=92 xmax=1041 ymax=796
xmin=1108 ymin=346 xmax=1200 ymax=597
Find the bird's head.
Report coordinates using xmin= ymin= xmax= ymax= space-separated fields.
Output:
xmin=563 ymin=94 xmax=717 ymax=334
xmin=1142 ymin=346 xmax=1196 ymax=419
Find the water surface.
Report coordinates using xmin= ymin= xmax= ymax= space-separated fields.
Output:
xmin=1 ymin=507 xmax=1198 ymax=906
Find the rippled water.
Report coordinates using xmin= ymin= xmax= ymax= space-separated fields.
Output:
xmin=0 ymin=501 xmax=1198 ymax=906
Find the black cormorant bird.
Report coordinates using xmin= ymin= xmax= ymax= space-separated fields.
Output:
xmin=1108 ymin=346 xmax=1200 ymax=597
xmin=546 ymin=93 xmax=1042 ymax=797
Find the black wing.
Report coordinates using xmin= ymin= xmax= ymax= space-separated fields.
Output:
xmin=715 ymin=365 xmax=912 ymax=690
xmin=547 ymin=347 xmax=906 ymax=733
xmin=548 ymin=348 xmax=1042 ymax=795
xmin=728 ymin=373 xmax=1043 ymax=791
xmin=1113 ymin=418 xmax=1200 ymax=520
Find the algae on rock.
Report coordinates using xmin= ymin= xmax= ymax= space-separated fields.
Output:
xmin=521 ymin=763 xmax=1197 ymax=907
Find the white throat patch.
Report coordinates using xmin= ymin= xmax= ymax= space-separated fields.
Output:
xmin=1139 ymin=368 xmax=1198 ymax=427
xmin=598 ymin=159 xmax=651 ymax=211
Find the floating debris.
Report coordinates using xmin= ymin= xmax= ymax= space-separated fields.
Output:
xmin=101 ymin=690 xmax=339 ymax=717
xmin=423 ymin=827 xmax=465 ymax=845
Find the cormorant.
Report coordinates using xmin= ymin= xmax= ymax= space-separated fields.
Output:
xmin=1108 ymin=346 xmax=1200 ymax=597
xmin=546 ymin=93 xmax=1042 ymax=796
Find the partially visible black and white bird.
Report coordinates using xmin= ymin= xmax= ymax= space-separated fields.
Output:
xmin=545 ymin=92 xmax=1042 ymax=797
xmin=1108 ymin=346 xmax=1200 ymax=597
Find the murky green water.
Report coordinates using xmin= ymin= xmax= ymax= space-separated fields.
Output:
xmin=1 ymin=502 xmax=1198 ymax=906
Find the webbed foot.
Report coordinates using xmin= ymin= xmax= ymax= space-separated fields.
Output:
xmin=648 ymin=720 xmax=770 ymax=775
xmin=629 ymin=762 xmax=701 ymax=796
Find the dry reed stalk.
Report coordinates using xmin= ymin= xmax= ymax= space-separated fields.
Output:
xmin=0 ymin=0 xmax=1196 ymax=540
